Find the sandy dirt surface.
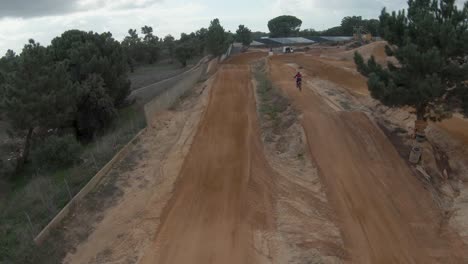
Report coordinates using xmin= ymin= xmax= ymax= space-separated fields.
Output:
xmin=65 ymin=51 xmax=344 ymax=264
xmin=437 ymin=115 xmax=468 ymax=146
xmin=139 ymin=57 xmax=277 ymax=263
xmin=56 ymin=47 xmax=467 ymax=264
xmin=269 ymin=55 xmax=468 ymax=263
xmin=63 ymin=78 xmax=212 ymax=264
xmin=253 ymin=60 xmax=345 ymax=263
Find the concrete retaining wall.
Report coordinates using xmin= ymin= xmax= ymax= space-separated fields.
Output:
xmin=130 ymin=57 xmax=209 ymax=106
xmin=144 ymin=63 xmax=207 ymax=125
xmin=34 ymin=129 xmax=146 ymax=245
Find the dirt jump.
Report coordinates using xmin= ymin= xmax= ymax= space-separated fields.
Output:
xmin=270 ymin=55 xmax=468 ymax=263
xmin=139 ymin=60 xmax=276 ymax=263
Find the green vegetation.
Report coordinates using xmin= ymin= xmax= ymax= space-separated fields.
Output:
xmin=163 ymin=35 xmax=176 ymax=63
xmin=355 ymin=0 xmax=468 ymax=122
xmin=0 ymin=105 xmax=146 ymax=263
xmin=175 ymin=43 xmax=196 ymax=67
xmin=31 ymin=135 xmax=83 ymax=171
xmin=174 ymin=29 xmax=207 ymax=66
xmin=254 ymin=62 xmax=288 ymax=125
xmin=268 ymin=15 xmax=303 ymax=37
xmin=206 ymin=18 xmax=231 ymax=56
xmin=236 ymin=25 xmax=253 ymax=46
xmin=122 ymin=26 xmax=161 ymax=70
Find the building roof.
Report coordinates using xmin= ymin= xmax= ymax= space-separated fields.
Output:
xmin=251 ymin=36 xmax=353 ymax=46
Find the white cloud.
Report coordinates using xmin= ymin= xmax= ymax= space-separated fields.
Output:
xmin=0 ymin=0 xmax=466 ymax=55
xmin=0 ymin=1 xmax=207 ymax=54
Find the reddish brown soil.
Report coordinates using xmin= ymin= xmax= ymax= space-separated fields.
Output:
xmin=270 ymin=55 xmax=468 ymax=263
xmin=140 ymin=58 xmax=276 ymax=263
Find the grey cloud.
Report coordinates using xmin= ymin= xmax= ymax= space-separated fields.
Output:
xmin=0 ymin=0 xmax=80 ymax=18
xmin=0 ymin=0 xmax=162 ymax=18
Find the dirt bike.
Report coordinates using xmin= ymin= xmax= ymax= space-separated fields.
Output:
xmin=296 ymin=79 xmax=302 ymax=91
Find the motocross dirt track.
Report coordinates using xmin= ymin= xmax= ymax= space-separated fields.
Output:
xmin=140 ymin=56 xmax=277 ymax=264
xmin=270 ymin=55 xmax=468 ymax=263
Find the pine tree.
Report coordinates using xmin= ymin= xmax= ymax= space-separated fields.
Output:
xmin=236 ymin=25 xmax=252 ymax=46
xmin=141 ymin=26 xmax=160 ymax=64
xmin=163 ymin=35 xmax=176 ymax=63
xmin=206 ymin=19 xmax=229 ymax=57
xmin=50 ymin=30 xmax=130 ymax=140
xmin=0 ymin=40 xmax=77 ymax=171
xmin=355 ymin=0 xmax=468 ymax=125
xmin=268 ymin=15 xmax=302 ymax=37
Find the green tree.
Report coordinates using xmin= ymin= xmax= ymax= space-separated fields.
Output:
xmin=0 ymin=40 xmax=77 ymax=171
xmin=252 ymin=31 xmax=269 ymax=39
xmin=141 ymin=25 xmax=160 ymax=64
xmin=50 ymin=30 xmax=130 ymax=140
xmin=51 ymin=30 xmax=130 ymax=106
xmin=206 ymin=18 xmax=229 ymax=56
xmin=355 ymin=0 xmax=468 ymax=126
xmin=236 ymin=25 xmax=252 ymax=46
xmin=321 ymin=26 xmax=344 ymax=36
xmin=175 ymin=43 xmax=195 ymax=67
xmin=299 ymin=28 xmax=320 ymax=38
xmin=163 ymin=34 xmax=176 ymax=62
xmin=341 ymin=16 xmax=364 ymax=35
xmin=75 ymin=74 xmax=117 ymax=140
xmin=268 ymin=15 xmax=302 ymax=37
xmin=122 ymin=29 xmax=143 ymax=71
xmin=0 ymin=50 xmax=18 ymax=87
xmin=195 ymin=28 xmax=208 ymax=54
xmin=365 ymin=19 xmax=380 ymax=36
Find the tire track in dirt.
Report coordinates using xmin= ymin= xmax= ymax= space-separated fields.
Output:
xmin=270 ymin=56 xmax=468 ymax=264
xmin=139 ymin=58 xmax=276 ymax=263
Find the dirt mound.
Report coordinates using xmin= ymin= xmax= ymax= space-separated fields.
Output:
xmin=223 ymin=51 xmax=267 ymax=65
xmin=270 ymin=58 xmax=468 ymax=263
xmin=139 ymin=64 xmax=277 ymax=264
xmin=327 ymin=41 xmax=397 ymax=66
xmin=436 ymin=115 xmax=468 ymax=146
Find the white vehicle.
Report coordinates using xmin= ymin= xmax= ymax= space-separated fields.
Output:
xmin=282 ymin=46 xmax=294 ymax=53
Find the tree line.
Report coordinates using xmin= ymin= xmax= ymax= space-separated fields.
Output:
xmin=0 ymin=18 xmax=235 ymax=178
xmin=265 ymin=15 xmax=380 ymax=38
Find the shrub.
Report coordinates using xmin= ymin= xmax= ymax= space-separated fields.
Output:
xmin=31 ymin=135 xmax=82 ymax=171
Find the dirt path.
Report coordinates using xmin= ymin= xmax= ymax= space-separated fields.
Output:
xmin=139 ymin=61 xmax=276 ymax=263
xmin=62 ymin=80 xmax=212 ymax=264
xmin=270 ymin=56 xmax=468 ymax=263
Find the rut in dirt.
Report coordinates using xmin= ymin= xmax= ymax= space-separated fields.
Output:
xmin=139 ymin=61 xmax=276 ymax=264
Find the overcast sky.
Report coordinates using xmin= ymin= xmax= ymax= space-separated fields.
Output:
xmin=0 ymin=0 xmax=464 ymax=54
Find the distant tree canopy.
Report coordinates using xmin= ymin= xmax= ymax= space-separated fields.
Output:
xmin=141 ymin=26 xmax=160 ymax=64
xmin=268 ymin=15 xmax=302 ymax=37
xmin=173 ymin=27 xmax=208 ymax=66
xmin=206 ymin=18 xmax=230 ymax=56
xmin=122 ymin=25 xmax=161 ymax=68
xmin=252 ymin=31 xmax=269 ymax=39
xmin=236 ymin=25 xmax=252 ymax=46
xmin=341 ymin=16 xmax=380 ymax=36
xmin=355 ymin=0 xmax=468 ymax=123
xmin=262 ymin=15 xmax=379 ymax=39
xmin=321 ymin=26 xmax=345 ymax=36
xmin=298 ymin=28 xmax=321 ymax=38
xmin=163 ymin=34 xmax=176 ymax=62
